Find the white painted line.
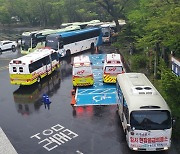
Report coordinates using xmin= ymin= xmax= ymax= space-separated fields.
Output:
xmin=78 ymin=88 xmax=116 ymax=95
xmin=30 ymin=124 xmax=79 ymax=152
xmin=0 ymin=127 xmax=18 ymax=154
xmin=76 ymin=150 xmax=84 ymax=154
xmin=0 ymin=65 xmax=9 ymax=71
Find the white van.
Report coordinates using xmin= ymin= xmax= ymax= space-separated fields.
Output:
xmin=72 ymin=55 xmax=94 ymax=87
xmin=103 ymin=53 xmax=124 ymax=83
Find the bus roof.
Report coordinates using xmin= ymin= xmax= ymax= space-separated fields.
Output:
xmin=51 ymin=27 xmax=101 ymax=38
xmin=105 ymin=53 xmax=123 ymax=66
xmin=116 ymin=73 xmax=170 ymax=112
xmin=73 ymin=55 xmax=91 ymax=67
xmin=10 ymin=48 xmax=56 ymax=65
xmin=22 ymin=26 xmax=81 ymax=37
xmin=22 ymin=29 xmax=56 ymax=36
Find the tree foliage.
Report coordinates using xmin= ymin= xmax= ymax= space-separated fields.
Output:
xmin=0 ymin=0 xmax=133 ymax=31
xmin=127 ymin=0 xmax=180 ymax=57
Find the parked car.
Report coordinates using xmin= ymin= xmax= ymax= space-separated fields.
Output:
xmin=0 ymin=40 xmax=17 ymax=54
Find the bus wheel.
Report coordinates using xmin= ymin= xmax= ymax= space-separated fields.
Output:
xmin=37 ymin=77 xmax=41 ymax=83
xmin=12 ymin=45 xmax=16 ymax=52
xmin=73 ymin=86 xmax=76 ymax=90
xmin=0 ymin=48 xmax=2 ymax=54
xmin=66 ymin=50 xmax=71 ymax=57
xmin=90 ymin=43 xmax=95 ymax=53
xmin=91 ymin=43 xmax=95 ymax=51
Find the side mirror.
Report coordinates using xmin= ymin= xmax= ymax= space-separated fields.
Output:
xmin=127 ymin=124 xmax=131 ymax=132
xmin=102 ymin=60 xmax=104 ymax=63
xmin=172 ymin=118 xmax=176 ymax=126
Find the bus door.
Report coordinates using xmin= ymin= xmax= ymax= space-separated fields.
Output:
xmin=43 ymin=56 xmax=51 ymax=75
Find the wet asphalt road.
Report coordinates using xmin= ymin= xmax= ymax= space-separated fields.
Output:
xmin=0 ymin=47 xmax=178 ymax=154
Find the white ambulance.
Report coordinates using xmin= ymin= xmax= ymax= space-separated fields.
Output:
xmin=103 ymin=53 xmax=124 ymax=83
xmin=72 ymin=55 xmax=94 ymax=87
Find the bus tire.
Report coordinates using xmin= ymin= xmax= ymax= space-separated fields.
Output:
xmin=73 ymin=86 xmax=76 ymax=90
xmin=66 ymin=50 xmax=71 ymax=57
xmin=37 ymin=77 xmax=41 ymax=83
xmin=12 ymin=45 xmax=16 ymax=52
xmin=0 ymin=48 xmax=2 ymax=54
xmin=90 ymin=43 xmax=95 ymax=53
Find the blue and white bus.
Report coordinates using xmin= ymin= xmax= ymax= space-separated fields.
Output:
xmin=45 ymin=27 xmax=102 ymax=58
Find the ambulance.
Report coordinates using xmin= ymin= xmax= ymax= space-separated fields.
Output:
xmin=103 ymin=53 xmax=124 ymax=83
xmin=72 ymin=55 xmax=94 ymax=87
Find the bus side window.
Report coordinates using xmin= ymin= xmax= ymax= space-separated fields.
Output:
xmin=123 ymin=97 xmax=129 ymax=123
xmin=29 ymin=64 xmax=34 ymax=73
xmin=45 ymin=56 xmax=50 ymax=64
xmin=116 ymin=82 xmax=123 ymax=102
xmin=51 ymin=52 xmax=59 ymax=61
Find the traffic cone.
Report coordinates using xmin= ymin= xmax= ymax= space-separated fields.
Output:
xmin=70 ymin=89 xmax=76 ymax=106
xmin=71 ymin=95 xmax=76 ymax=106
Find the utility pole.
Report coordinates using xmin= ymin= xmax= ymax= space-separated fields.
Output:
xmin=154 ymin=42 xmax=160 ymax=79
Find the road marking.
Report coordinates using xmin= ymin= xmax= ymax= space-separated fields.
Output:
xmin=93 ymin=95 xmax=112 ymax=102
xmin=76 ymin=150 xmax=84 ymax=154
xmin=30 ymin=124 xmax=79 ymax=152
xmin=0 ymin=65 xmax=9 ymax=71
xmin=78 ymin=88 xmax=116 ymax=95
xmin=0 ymin=127 xmax=18 ymax=154
xmin=0 ymin=58 xmax=11 ymax=61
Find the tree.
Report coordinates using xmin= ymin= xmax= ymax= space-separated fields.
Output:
xmin=91 ymin=0 xmax=130 ymax=32
xmin=128 ymin=0 xmax=180 ymax=56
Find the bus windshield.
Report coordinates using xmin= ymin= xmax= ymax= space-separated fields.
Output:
xmin=46 ymin=36 xmax=59 ymax=50
xmin=102 ymin=28 xmax=110 ymax=37
xmin=130 ymin=110 xmax=171 ymax=130
xmin=21 ymin=36 xmax=31 ymax=50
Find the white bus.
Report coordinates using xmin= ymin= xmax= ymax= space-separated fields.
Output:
xmin=9 ymin=48 xmax=60 ymax=86
xmin=20 ymin=26 xmax=81 ymax=54
xmin=45 ymin=27 xmax=102 ymax=58
xmin=116 ymin=73 xmax=172 ymax=151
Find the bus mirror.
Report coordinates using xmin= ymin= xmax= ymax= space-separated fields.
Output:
xmin=127 ymin=124 xmax=131 ymax=132
xmin=172 ymin=118 xmax=176 ymax=126
xmin=59 ymin=41 xmax=64 ymax=49
xmin=102 ymin=60 xmax=104 ymax=63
